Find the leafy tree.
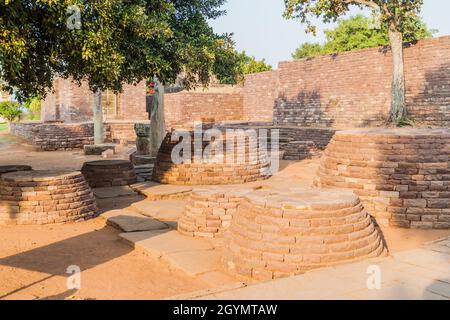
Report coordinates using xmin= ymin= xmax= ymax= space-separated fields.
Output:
xmin=292 ymin=43 xmax=326 ymax=59
xmin=284 ymin=0 xmax=426 ymax=125
xmin=293 ymin=15 xmax=435 ymax=59
xmin=240 ymin=52 xmax=273 ymax=75
xmin=0 ymin=101 xmax=22 ymax=122
xmin=0 ymin=0 xmax=240 ymax=101
xmin=23 ymin=95 xmax=42 ymax=120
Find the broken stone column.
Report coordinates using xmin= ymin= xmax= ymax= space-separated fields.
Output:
xmin=130 ymin=123 xmax=155 ymax=166
xmin=134 ymin=123 xmax=151 ymax=155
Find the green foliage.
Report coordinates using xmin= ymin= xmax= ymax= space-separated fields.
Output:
xmin=283 ymin=0 xmax=424 ymax=35
xmin=23 ymin=95 xmax=42 ymax=120
xmin=292 ymin=43 xmax=326 ymax=59
xmin=0 ymin=0 xmax=241 ymax=101
xmin=239 ymin=52 xmax=273 ymax=75
xmin=292 ymin=15 xmax=435 ymax=59
xmin=0 ymin=101 xmax=22 ymax=122
xmin=0 ymin=122 xmax=7 ymax=132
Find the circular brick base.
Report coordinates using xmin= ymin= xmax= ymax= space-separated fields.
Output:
xmin=81 ymin=160 xmax=137 ymax=188
xmin=315 ymin=128 xmax=450 ymax=229
xmin=0 ymin=170 xmax=97 ymax=225
xmin=223 ymin=188 xmax=384 ymax=280
xmin=178 ymin=186 xmax=256 ymax=238
xmin=152 ymin=129 xmax=272 ymax=185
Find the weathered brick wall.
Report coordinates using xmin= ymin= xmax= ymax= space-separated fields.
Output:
xmin=10 ymin=121 xmax=145 ymax=150
xmin=41 ymin=79 xmax=148 ymax=122
xmin=164 ymin=91 xmax=244 ymax=128
xmin=41 ymin=78 xmax=93 ymax=123
xmin=117 ymin=82 xmax=148 ymax=120
xmin=274 ymin=36 xmax=450 ymax=128
xmin=242 ymin=71 xmax=278 ymax=123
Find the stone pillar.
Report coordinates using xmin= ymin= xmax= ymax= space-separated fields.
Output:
xmin=150 ymin=78 xmax=166 ymax=157
xmin=134 ymin=123 xmax=151 ymax=155
xmin=93 ymin=90 xmax=104 ymax=145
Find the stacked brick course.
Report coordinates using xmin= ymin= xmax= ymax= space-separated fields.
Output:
xmin=10 ymin=121 xmax=143 ymax=150
xmin=165 ymin=91 xmax=244 ymax=128
xmin=178 ymin=186 xmax=256 ymax=238
xmin=152 ymin=129 xmax=272 ymax=185
xmin=274 ymin=36 xmax=450 ymax=128
xmin=81 ymin=160 xmax=137 ymax=188
xmin=0 ymin=170 xmax=97 ymax=225
xmin=315 ymin=128 xmax=450 ymax=229
xmin=223 ymin=188 xmax=384 ymax=280
xmin=242 ymin=71 xmax=278 ymax=123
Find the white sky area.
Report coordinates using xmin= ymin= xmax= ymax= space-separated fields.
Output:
xmin=210 ymin=0 xmax=450 ymax=67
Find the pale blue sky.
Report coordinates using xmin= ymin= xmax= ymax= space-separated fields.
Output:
xmin=210 ymin=0 xmax=450 ymax=67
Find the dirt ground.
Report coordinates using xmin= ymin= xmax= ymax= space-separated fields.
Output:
xmin=1 ymin=131 xmax=450 ymax=300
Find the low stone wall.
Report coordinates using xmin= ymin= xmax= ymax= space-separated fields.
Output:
xmin=0 ymin=170 xmax=97 ymax=225
xmin=10 ymin=121 xmax=145 ymax=150
xmin=219 ymin=124 xmax=336 ymax=160
xmin=315 ymin=128 xmax=450 ymax=229
xmin=223 ymin=188 xmax=384 ymax=280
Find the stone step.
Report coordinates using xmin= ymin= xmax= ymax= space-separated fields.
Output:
xmin=101 ymin=209 xmax=169 ymax=233
xmin=131 ymin=199 xmax=186 ymax=222
xmin=119 ymin=230 xmax=237 ymax=284
xmin=130 ymin=181 xmax=192 ymax=200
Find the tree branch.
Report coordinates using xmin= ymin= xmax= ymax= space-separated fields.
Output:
xmin=344 ymin=0 xmax=380 ymax=10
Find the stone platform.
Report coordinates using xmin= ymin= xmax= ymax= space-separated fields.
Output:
xmin=0 ymin=170 xmax=97 ymax=225
xmin=81 ymin=160 xmax=137 ymax=188
xmin=315 ymin=128 xmax=450 ymax=229
xmin=223 ymin=188 xmax=384 ymax=281
xmin=0 ymin=165 xmax=32 ymax=175
xmin=178 ymin=186 xmax=257 ymax=238
xmin=152 ymin=129 xmax=272 ymax=185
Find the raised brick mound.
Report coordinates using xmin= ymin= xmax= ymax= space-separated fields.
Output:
xmin=81 ymin=160 xmax=137 ymax=188
xmin=152 ymin=129 xmax=272 ymax=185
xmin=223 ymin=188 xmax=384 ymax=280
xmin=0 ymin=165 xmax=33 ymax=175
xmin=178 ymin=186 xmax=256 ymax=238
xmin=315 ymin=128 xmax=450 ymax=229
xmin=0 ymin=170 xmax=97 ymax=225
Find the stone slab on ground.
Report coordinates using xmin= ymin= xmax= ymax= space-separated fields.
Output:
xmin=93 ymin=186 xmax=137 ymax=199
xmin=101 ymin=209 xmax=169 ymax=233
xmin=83 ymin=144 xmax=116 ymax=155
xmin=192 ymin=237 xmax=450 ymax=300
xmin=119 ymin=230 xmax=233 ymax=280
xmin=131 ymin=199 xmax=186 ymax=222
xmin=130 ymin=181 xmax=192 ymax=200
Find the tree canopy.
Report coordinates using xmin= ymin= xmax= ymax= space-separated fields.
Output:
xmin=0 ymin=0 xmax=241 ymax=101
xmin=292 ymin=14 xmax=435 ymax=59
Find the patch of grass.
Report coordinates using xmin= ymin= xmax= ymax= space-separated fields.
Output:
xmin=0 ymin=122 xmax=8 ymax=132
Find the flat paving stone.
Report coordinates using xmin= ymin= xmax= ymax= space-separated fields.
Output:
xmin=119 ymin=230 xmax=230 ymax=280
xmin=120 ymin=230 xmax=214 ymax=257
xmin=131 ymin=199 xmax=186 ymax=221
xmin=195 ymin=237 xmax=450 ymax=300
xmin=130 ymin=181 xmax=192 ymax=200
xmin=101 ymin=209 xmax=169 ymax=233
xmin=164 ymin=250 xmax=222 ymax=277
xmin=93 ymin=186 xmax=137 ymax=199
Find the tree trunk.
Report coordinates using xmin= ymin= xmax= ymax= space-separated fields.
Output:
xmin=388 ymin=25 xmax=407 ymax=125
xmin=93 ymin=90 xmax=104 ymax=145
xmin=150 ymin=78 xmax=166 ymax=157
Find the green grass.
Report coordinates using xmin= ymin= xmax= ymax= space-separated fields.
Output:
xmin=0 ymin=122 xmax=8 ymax=132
